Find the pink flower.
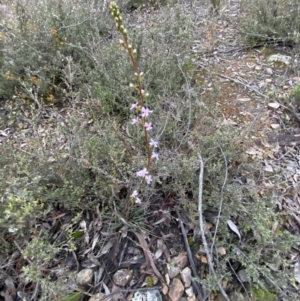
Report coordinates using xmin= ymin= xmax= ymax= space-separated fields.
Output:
xmin=141 ymin=107 xmax=153 ymax=118
xmin=136 ymin=168 xmax=148 ymax=177
xmin=149 ymin=139 xmax=158 ymax=148
xmin=151 ymin=152 xmax=159 ymax=160
xmin=145 ymin=175 xmax=152 ymax=184
xmin=131 ymin=117 xmax=139 ymax=125
xmin=145 ymin=122 xmax=152 ymax=131
xmin=130 ymin=102 xmax=138 ymax=110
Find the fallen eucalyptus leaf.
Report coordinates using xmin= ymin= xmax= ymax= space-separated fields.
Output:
xmin=227 ymin=220 xmax=241 ymax=241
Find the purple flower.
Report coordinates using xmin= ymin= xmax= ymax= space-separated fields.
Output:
xmin=149 ymin=139 xmax=158 ymax=148
xmin=136 ymin=168 xmax=148 ymax=177
xmin=135 ymin=197 xmax=141 ymax=204
xmin=131 ymin=190 xmax=141 ymax=203
xmin=145 ymin=175 xmax=152 ymax=184
xmin=130 ymin=102 xmax=138 ymax=110
xmin=131 ymin=117 xmax=139 ymax=125
xmin=131 ymin=190 xmax=138 ymax=198
xmin=151 ymin=152 xmax=159 ymax=160
xmin=145 ymin=122 xmax=152 ymax=131
xmin=141 ymin=107 xmax=153 ymax=118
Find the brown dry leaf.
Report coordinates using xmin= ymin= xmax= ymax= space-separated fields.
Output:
xmin=200 ymin=255 xmax=208 ymax=264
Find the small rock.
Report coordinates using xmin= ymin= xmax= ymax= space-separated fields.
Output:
xmin=237 ymin=270 xmax=250 ymax=283
xmin=168 ymin=265 xmax=181 ymax=279
xmin=169 ymin=278 xmax=184 ymax=301
xmin=165 ymin=273 xmax=170 ymax=285
xmin=270 ymin=124 xmax=280 ymax=129
xmin=113 ymin=269 xmax=133 ymax=287
xmin=267 ymin=54 xmax=291 ymax=65
xmin=162 ymin=283 xmax=169 ymax=295
xmin=187 ymin=297 xmax=196 ymax=301
xmin=229 ymin=292 xmax=245 ymax=301
xmin=263 ymin=165 xmax=273 ymax=172
xmin=168 ymin=253 xmax=188 ymax=279
xmin=181 ymin=267 xmax=192 ymax=287
xmin=255 ymin=66 xmax=262 ymax=71
xmin=147 ymin=290 xmax=162 ymax=301
xmin=88 ymin=293 xmax=109 ymax=301
xmin=238 ymin=98 xmax=251 ymax=102
xmin=266 ymin=68 xmax=273 ymax=75
xmin=185 ymin=287 xmax=194 ymax=297
xmin=267 ymin=102 xmax=280 ymax=109
xmin=76 ymin=268 xmax=93 ymax=286
xmin=5 ymin=276 xmax=15 ymax=292
xmin=17 ymin=291 xmax=29 ymax=301
xmin=217 ymin=247 xmax=226 ymax=256
xmin=265 ymin=78 xmax=272 ymax=83
xmin=170 ymin=248 xmax=177 ymax=255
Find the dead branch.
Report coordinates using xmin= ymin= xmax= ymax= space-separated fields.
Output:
xmin=176 ymin=208 xmax=205 ymax=300
xmin=197 ymin=153 xmax=231 ymax=301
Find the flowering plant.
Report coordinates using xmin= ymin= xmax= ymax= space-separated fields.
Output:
xmin=109 ymin=2 xmax=159 ymax=204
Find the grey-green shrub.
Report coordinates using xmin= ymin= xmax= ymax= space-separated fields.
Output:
xmin=240 ymin=0 xmax=300 ymax=45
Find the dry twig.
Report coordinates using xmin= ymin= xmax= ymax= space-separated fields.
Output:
xmin=176 ymin=209 xmax=205 ymax=300
xmin=133 ymin=231 xmax=166 ymax=284
xmin=197 ymin=153 xmax=231 ymax=301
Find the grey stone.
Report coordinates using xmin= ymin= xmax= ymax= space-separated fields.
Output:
xmin=76 ymin=268 xmax=93 ymax=286
xmin=168 ymin=278 xmax=184 ymax=301
xmin=112 ymin=269 xmax=133 ymax=287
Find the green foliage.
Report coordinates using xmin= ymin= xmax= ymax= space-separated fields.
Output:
xmin=251 ymin=286 xmax=277 ymax=301
xmin=60 ymin=292 xmax=82 ymax=301
xmin=291 ymin=83 xmax=300 ymax=107
xmin=240 ymin=0 xmax=300 ymax=45
xmin=0 ymin=0 xmax=298 ymax=300
xmin=0 ymin=0 xmax=191 ymax=114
